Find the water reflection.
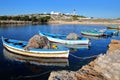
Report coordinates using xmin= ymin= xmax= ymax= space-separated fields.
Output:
xmin=3 ymin=49 xmax=69 ymax=67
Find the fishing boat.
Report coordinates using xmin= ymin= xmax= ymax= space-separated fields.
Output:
xmin=3 ymin=49 xmax=69 ymax=67
xmin=107 ymin=25 xmax=119 ymax=30
xmin=39 ymin=32 xmax=66 ymax=38
xmin=81 ymin=30 xmax=104 ymax=37
xmin=103 ymin=30 xmax=119 ymax=36
xmin=39 ymin=31 xmax=90 ymax=45
xmin=2 ymin=37 xmax=69 ymax=58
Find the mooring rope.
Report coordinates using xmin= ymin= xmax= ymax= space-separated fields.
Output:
xmin=70 ymin=53 xmax=98 ymax=60
xmin=16 ymin=70 xmax=51 ymax=80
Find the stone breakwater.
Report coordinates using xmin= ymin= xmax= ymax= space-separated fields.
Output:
xmin=48 ymin=40 xmax=120 ymax=80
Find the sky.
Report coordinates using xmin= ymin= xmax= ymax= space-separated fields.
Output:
xmin=0 ymin=0 xmax=120 ymax=18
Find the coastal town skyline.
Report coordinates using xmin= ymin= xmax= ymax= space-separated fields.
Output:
xmin=0 ymin=0 xmax=120 ymax=18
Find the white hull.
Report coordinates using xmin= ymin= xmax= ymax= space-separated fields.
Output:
xmin=3 ymin=49 xmax=69 ymax=67
xmin=4 ymin=44 xmax=69 ymax=58
xmin=2 ymin=37 xmax=69 ymax=58
xmin=39 ymin=32 xmax=90 ymax=45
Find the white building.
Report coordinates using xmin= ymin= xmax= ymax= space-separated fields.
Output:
xmin=50 ymin=11 xmax=62 ymax=15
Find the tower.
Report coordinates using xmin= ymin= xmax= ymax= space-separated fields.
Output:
xmin=73 ymin=9 xmax=77 ymax=15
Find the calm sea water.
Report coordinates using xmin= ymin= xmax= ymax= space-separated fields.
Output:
xmin=0 ymin=24 xmax=120 ymax=80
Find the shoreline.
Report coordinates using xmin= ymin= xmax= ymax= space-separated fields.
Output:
xmin=1 ymin=20 xmax=120 ymax=26
xmin=48 ymin=20 xmax=120 ymax=26
xmin=48 ymin=40 xmax=120 ymax=80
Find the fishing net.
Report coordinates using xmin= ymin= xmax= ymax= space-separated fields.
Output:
xmin=66 ymin=33 xmax=79 ymax=40
xmin=24 ymin=34 xmax=50 ymax=50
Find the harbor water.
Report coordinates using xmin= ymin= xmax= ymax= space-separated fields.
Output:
xmin=0 ymin=24 xmax=120 ymax=80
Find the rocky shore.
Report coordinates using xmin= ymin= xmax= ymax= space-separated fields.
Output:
xmin=48 ymin=40 xmax=120 ymax=80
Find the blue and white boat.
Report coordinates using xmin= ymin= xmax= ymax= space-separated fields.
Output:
xmin=81 ymin=30 xmax=104 ymax=37
xmin=2 ymin=37 xmax=69 ymax=58
xmin=39 ymin=32 xmax=66 ymax=39
xmin=39 ymin=31 xmax=90 ymax=45
xmin=103 ymin=30 xmax=119 ymax=36
xmin=3 ymin=49 xmax=69 ymax=66
xmin=107 ymin=25 xmax=119 ymax=30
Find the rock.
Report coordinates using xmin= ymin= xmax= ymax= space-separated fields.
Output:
xmin=88 ymin=61 xmax=94 ymax=67
xmin=94 ymin=50 xmax=120 ymax=80
xmin=108 ymin=40 xmax=120 ymax=51
xmin=48 ymin=39 xmax=120 ymax=80
xmin=110 ymin=40 xmax=120 ymax=44
xmin=66 ymin=33 xmax=79 ymax=40
xmin=48 ymin=71 xmax=77 ymax=80
xmin=118 ymin=26 xmax=120 ymax=30
xmin=49 ymin=61 xmax=108 ymax=80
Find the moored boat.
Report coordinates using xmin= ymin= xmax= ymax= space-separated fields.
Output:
xmin=39 ymin=31 xmax=90 ymax=45
xmin=2 ymin=37 xmax=69 ymax=58
xmin=3 ymin=49 xmax=69 ymax=67
xmin=39 ymin=32 xmax=66 ymax=38
xmin=81 ymin=30 xmax=104 ymax=37
xmin=103 ymin=30 xmax=119 ymax=36
xmin=107 ymin=25 xmax=119 ymax=30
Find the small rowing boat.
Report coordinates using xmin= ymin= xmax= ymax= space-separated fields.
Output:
xmin=107 ymin=25 xmax=119 ymax=30
xmin=2 ymin=37 xmax=69 ymax=58
xmin=3 ymin=49 xmax=69 ymax=66
xmin=39 ymin=31 xmax=90 ymax=45
xmin=81 ymin=30 xmax=103 ymax=37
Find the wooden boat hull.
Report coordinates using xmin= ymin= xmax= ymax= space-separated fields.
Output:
xmin=103 ymin=30 xmax=119 ymax=36
xmin=3 ymin=49 xmax=69 ymax=66
xmin=107 ymin=26 xmax=119 ymax=30
xmin=39 ymin=31 xmax=90 ymax=45
xmin=81 ymin=31 xmax=103 ymax=37
xmin=2 ymin=37 xmax=69 ymax=58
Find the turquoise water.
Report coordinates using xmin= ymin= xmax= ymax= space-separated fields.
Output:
xmin=0 ymin=24 xmax=120 ymax=80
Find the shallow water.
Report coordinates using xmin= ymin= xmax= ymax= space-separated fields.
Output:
xmin=0 ymin=24 xmax=120 ymax=80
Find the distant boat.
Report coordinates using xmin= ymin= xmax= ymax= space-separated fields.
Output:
xmin=107 ymin=25 xmax=119 ymax=30
xmin=2 ymin=37 xmax=69 ymax=58
xmin=103 ymin=30 xmax=119 ymax=36
xmin=3 ymin=49 xmax=69 ymax=67
xmin=81 ymin=30 xmax=104 ymax=37
xmin=39 ymin=31 xmax=90 ymax=45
